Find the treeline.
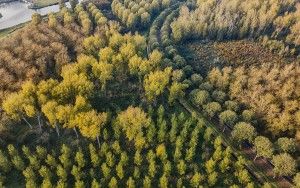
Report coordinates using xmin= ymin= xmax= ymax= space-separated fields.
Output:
xmin=171 ymin=0 xmax=300 ymax=57
xmin=111 ymin=0 xmax=172 ymax=29
xmin=0 ymin=106 xmax=260 ymax=187
xmin=206 ymin=64 xmax=300 ymax=138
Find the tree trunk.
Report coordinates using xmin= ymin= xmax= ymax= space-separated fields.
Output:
xmin=37 ymin=113 xmax=42 ymax=131
xmin=254 ymin=155 xmax=257 ymax=161
xmin=73 ymin=128 xmax=79 ymax=138
xmin=55 ymin=124 xmax=60 ymax=137
xmin=97 ymin=135 xmax=100 ymax=148
xmin=22 ymin=116 xmax=33 ymax=129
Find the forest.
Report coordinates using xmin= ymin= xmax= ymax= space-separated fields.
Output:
xmin=0 ymin=0 xmax=299 ymax=187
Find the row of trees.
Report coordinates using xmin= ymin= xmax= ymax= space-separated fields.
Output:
xmin=206 ymin=64 xmax=300 ymax=139
xmin=0 ymin=106 xmax=261 ymax=187
xmin=170 ymin=0 xmax=300 ymax=56
xmin=111 ymin=0 xmax=172 ymax=29
xmin=189 ymin=81 xmax=298 ymax=177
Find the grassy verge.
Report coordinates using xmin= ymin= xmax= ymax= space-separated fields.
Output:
xmin=0 ymin=22 xmax=26 ymax=39
xmin=29 ymin=0 xmax=59 ymax=9
xmin=28 ymin=0 xmax=70 ymax=9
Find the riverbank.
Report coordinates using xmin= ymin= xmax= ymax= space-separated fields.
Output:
xmin=0 ymin=22 xmax=25 ymax=38
xmin=28 ymin=0 xmax=71 ymax=9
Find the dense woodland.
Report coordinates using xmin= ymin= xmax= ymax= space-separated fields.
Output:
xmin=0 ymin=0 xmax=300 ymax=187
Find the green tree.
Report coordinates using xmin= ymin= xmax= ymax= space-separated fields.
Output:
xmin=92 ymin=62 xmax=113 ymax=91
xmin=168 ymin=82 xmax=188 ymax=104
xmin=272 ymin=153 xmax=296 ymax=177
xmin=219 ymin=110 xmax=238 ymax=131
xmin=231 ymin=122 xmax=257 ymax=147
xmin=108 ymin=177 xmax=118 ymax=188
xmin=116 ymin=106 xmax=150 ymax=142
xmin=127 ymin=177 xmax=135 ymax=188
xmin=190 ymin=172 xmax=203 ymax=187
xmin=0 ymin=150 xmax=11 ymax=173
xmin=159 ymin=174 xmax=168 ymax=188
xmin=276 ymin=137 xmax=296 ymax=154
xmin=203 ymin=102 xmax=222 ymax=118
xmin=143 ymin=176 xmax=152 ymax=188
xmin=192 ymin=90 xmax=210 ymax=106
xmin=177 ymin=160 xmax=186 ymax=175
xmin=254 ymin=136 xmax=273 ymax=160
xmin=31 ymin=13 xmax=42 ymax=26
xmin=293 ymin=173 xmax=300 ymax=187
xmin=75 ymin=150 xmax=86 ymax=169
xmin=144 ymin=67 xmax=172 ymax=102
xmin=77 ymin=111 xmax=108 ymax=147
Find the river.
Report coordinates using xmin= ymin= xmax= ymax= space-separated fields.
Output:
xmin=0 ymin=1 xmax=72 ymax=30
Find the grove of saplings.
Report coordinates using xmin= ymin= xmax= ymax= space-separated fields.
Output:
xmin=0 ymin=0 xmax=300 ymax=187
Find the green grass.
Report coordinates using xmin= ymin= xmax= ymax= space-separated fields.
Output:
xmin=0 ymin=23 xmax=26 ymax=39
xmin=29 ymin=0 xmax=69 ymax=9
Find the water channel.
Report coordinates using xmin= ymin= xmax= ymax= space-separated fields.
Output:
xmin=0 ymin=1 xmax=72 ymax=30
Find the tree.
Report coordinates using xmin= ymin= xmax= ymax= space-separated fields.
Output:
xmin=159 ymin=174 xmax=168 ymax=188
xmin=116 ymin=163 xmax=124 ymax=179
xmin=3 ymin=81 xmax=39 ymax=129
xmin=254 ymin=136 xmax=273 ymax=160
xmin=141 ymin=12 xmax=151 ymax=26
xmin=272 ymin=153 xmax=296 ymax=177
xmin=12 ymin=155 xmax=25 ymax=171
xmin=143 ymin=176 xmax=152 ymax=188
xmin=76 ymin=111 xmax=108 ymax=147
xmin=92 ymin=61 xmax=113 ymax=91
xmin=57 ymin=165 xmax=68 ymax=182
xmin=156 ymin=144 xmax=167 ymax=161
xmin=203 ymin=102 xmax=222 ymax=118
xmin=293 ymin=173 xmax=300 ymax=187
xmin=75 ymin=150 xmax=86 ymax=169
xmin=59 ymin=0 xmax=65 ymax=9
xmin=48 ymin=13 xmax=57 ymax=28
xmin=168 ymin=82 xmax=188 ymax=104
xmin=192 ymin=90 xmax=210 ymax=106
xmin=0 ymin=150 xmax=11 ymax=173
xmin=205 ymin=158 xmax=216 ymax=174
xmin=177 ymin=160 xmax=186 ymax=175
xmin=235 ymin=169 xmax=251 ymax=185
xmin=116 ymin=106 xmax=151 ymax=142
xmin=241 ymin=110 xmax=254 ymax=122
xmin=144 ymin=67 xmax=172 ymax=102
xmin=108 ymin=177 xmax=118 ymax=188
xmin=126 ymin=177 xmax=135 ymax=188
xmin=32 ymin=13 xmax=42 ymax=26
xmin=190 ymin=172 xmax=203 ymax=187
xmin=231 ymin=122 xmax=257 ymax=147
xmin=69 ymin=0 xmax=78 ymax=10
xmin=127 ymin=13 xmax=138 ymax=28
xmin=219 ymin=110 xmax=238 ymax=131
xmin=42 ymin=100 xmax=61 ymax=136
xmin=83 ymin=36 xmax=106 ymax=57
xmin=276 ymin=137 xmax=296 ymax=154
xmin=208 ymin=172 xmax=218 ymax=186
